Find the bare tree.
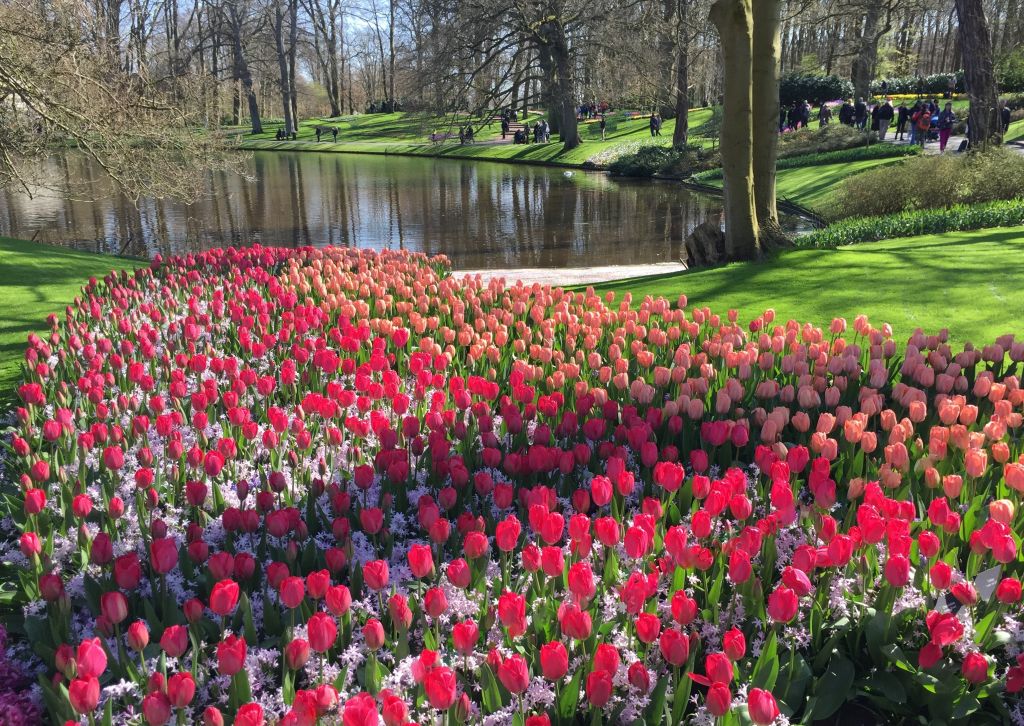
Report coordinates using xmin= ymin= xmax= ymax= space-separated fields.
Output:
xmin=0 ymin=0 xmax=244 ymax=202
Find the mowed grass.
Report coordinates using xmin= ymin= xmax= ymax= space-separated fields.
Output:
xmin=703 ymin=157 xmax=907 ymax=214
xmin=0 ymin=238 xmax=144 ymax=402
xmin=233 ymin=109 xmax=716 ymax=167
xmin=578 ymin=225 xmax=1024 ymax=346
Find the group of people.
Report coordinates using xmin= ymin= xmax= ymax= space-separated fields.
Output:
xmin=578 ymin=102 xmax=608 ymax=120
xmin=274 ymin=127 xmax=298 ymax=140
xmin=780 ymin=95 xmax=1016 ymax=154
xmin=314 ymin=126 xmax=339 ymax=142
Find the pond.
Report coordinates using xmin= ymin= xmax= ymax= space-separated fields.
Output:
xmin=0 ymin=151 xmax=805 ymax=269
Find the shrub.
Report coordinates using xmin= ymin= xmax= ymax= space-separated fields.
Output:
xmin=776 ymin=124 xmax=877 ymax=158
xmin=5 ymin=246 xmax=1024 ymax=726
xmin=607 ymin=143 xmax=718 ymax=177
xmin=779 ymin=73 xmax=853 ymax=106
xmin=871 ymin=72 xmax=964 ymax=96
xmin=797 ymin=198 xmax=1024 ymax=248
xmin=824 ymin=147 xmax=1024 ymax=219
xmin=997 ymin=48 xmax=1024 ymax=93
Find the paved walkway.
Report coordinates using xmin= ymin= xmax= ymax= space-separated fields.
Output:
xmin=454 ymin=262 xmax=686 ymax=287
xmin=881 ymin=131 xmax=1024 ymax=155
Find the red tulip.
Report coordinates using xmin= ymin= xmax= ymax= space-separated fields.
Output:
xmin=307 ymin=612 xmax=338 ymax=653
xmin=363 ymin=618 xmax=385 ymax=650
xmin=149 ymin=537 xmax=179 ymax=575
xmin=68 ymin=676 xmax=100 ymax=714
xmin=659 ymin=627 xmax=689 ymax=666
xmin=167 ymin=672 xmax=196 ymax=708
xmin=216 ymin=634 xmax=246 ymax=675
xmin=635 ymin=612 xmax=661 ymax=644
xmin=209 ymin=579 xmax=240 ymax=616
xmin=747 ymin=688 xmax=780 ymax=725
xmin=539 ymin=641 xmax=568 ymax=680
xmin=76 ymin=638 xmax=107 ymax=678
xmin=362 ymin=560 xmax=389 ymax=591
xmin=452 ymin=620 xmax=479 ymax=655
xmin=585 ymin=670 xmax=613 ymax=707
xmin=235 ymin=703 xmax=264 ymax=726
xmin=498 ymin=654 xmax=530 ymax=694
xmin=285 ymin=638 xmax=311 ymax=670
xmin=141 ymin=692 xmax=172 ymax=725
xmin=707 ymin=682 xmax=732 ymax=717
xmin=279 ymin=576 xmax=305 ymax=608
xmin=962 ymin=652 xmax=989 ymax=684
xmin=423 ymin=666 xmax=457 ymax=710
xmin=100 ymin=591 xmax=129 ymax=624
xmin=766 ymin=585 xmax=799 ymax=623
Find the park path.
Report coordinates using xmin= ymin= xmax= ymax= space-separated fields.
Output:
xmin=454 ymin=262 xmax=685 ymax=287
xmin=880 ymin=130 xmax=1024 ymax=155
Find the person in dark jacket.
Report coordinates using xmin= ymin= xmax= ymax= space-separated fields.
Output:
xmin=999 ymin=99 xmax=1012 ymax=136
xmin=818 ymin=104 xmax=833 ymax=127
xmin=854 ymin=97 xmax=868 ymax=129
xmin=798 ymin=101 xmax=811 ymax=128
xmin=877 ymin=97 xmax=895 ymax=140
xmin=870 ymin=103 xmax=880 ymax=132
xmin=838 ymin=99 xmax=855 ymax=126
xmin=779 ymin=105 xmax=788 ymax=131
xmin=895 ymin=103 xmax=910 ymax=141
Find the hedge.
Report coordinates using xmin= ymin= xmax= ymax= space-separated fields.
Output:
xmin=795 ymin=199 xmax=1024 ymax=249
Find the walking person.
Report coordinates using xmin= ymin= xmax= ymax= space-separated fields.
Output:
xmin=818 ymin=103 xmax=832 ymax=127
xmin=912 ymin=104 xmax=931 ymax=147
xmin=599 ymin=114 xmax=607 ymax=141
xmin=501 ymin=117 xmax=509 ymax=140
xmin=649 ymin=114 xmax=658 ymax=137
xmin=936 ymin=102 xmax=956 ymax=152
xmin=838 ymin=99 xmax=854 ymax=126
xmin=854 ymin=97 xmax=867 ymax=129
xmin=316 ymin=127 xmax=322 ymax=142
xmin=870 ymin=103 xmax=881 ymax=133
xmin=895 ymin=103 xmax=909 ymax=141
xmin=877 ymin=97 xmax=894 ymax=140
xmin=908 ymin=102 xmax=921 ymax=145
xmin=999 ymin=99 xmax=1011 ymax=137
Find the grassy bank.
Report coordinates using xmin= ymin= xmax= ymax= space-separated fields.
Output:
xmin=0 ymin=238 xmax=144 ymax=402
xmin=578 ymin=225 xmax=1024 ymax=345
xmin=701 ymin=156 xmax=907 ymax=214
xmin=234 ymin=109 xmax=715 ymax=167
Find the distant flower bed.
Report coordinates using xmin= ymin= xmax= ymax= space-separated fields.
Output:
xmin=4 ymin=247 xmax=1024 ymax=725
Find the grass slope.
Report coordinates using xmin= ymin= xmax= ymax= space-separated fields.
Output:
xmin=578 ymin=225 xmax=1024 ymax=346
xmin=703 ymin=157 xmax=906 ymax=214
xmin=0 ymin=238 xmax=144 ymax=402
xmin=234 ymin=109 xmax=716 ymax=167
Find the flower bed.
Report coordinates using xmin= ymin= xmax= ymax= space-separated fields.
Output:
xmin=3 ymin=246 xmax=1024 ymax=726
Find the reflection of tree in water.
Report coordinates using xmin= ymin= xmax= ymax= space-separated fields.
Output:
xmin=0 ymin=151 xmax=802 ymax=268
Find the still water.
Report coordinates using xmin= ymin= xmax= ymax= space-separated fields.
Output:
xmin=0 ymin=151 xmax=802 ymax=269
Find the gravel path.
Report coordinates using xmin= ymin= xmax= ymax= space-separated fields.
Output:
xmin=454 ymin=262 xmax=686 ymax=287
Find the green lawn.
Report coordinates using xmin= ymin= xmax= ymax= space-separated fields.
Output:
xmin=0 ymin=238 xmax=143 ymax=402
xmin=702 ymin=157 xmax=906 ymax=214
xmin=233 ymin=109 xmax=716 ymax=167
xmin=578 ymin=225 xmax=1024 ymax=346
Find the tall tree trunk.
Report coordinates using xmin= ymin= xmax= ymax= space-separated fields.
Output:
xmin=955 ymin=0 xmax=999 ymax=146
xmin=273 ymin=0 xmax=295 ymax=134
xmin=851 ymin=4 xmax=880 ymax=98
xmin=539 ymin=22 xmax=581 ymax=151
xmin=659 ymin=0 xmax=679 ymax=116
xmin=751 ymin=0 xmax=782 ymax=243
xmin=709 ymin=0 xmax=759 ymax=260
xmin=388 ymin=0 xmax=397 ymax=109
xmin=672 ymin=0 xmax=690 ymax=149
xmin=228 ymin=8 xmax=261 ymax=133
xmin=289 ymin=0 xmax=299 ymax=125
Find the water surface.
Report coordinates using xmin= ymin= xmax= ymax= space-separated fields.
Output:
xmin=0 ymin=151 xmax=804 ymax=268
